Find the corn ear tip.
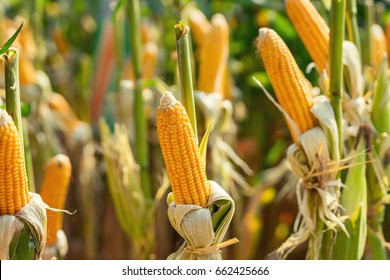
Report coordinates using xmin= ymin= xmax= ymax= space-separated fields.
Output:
xmin=47 ymin=154 xmax=71 ymax=170
xmin=0 ymin=109 xmax=12 ymax=126
xmin=257 ymin=27 xmax=269 ymax=43
xmin=159 ymin=91 xmax=177 ymax=111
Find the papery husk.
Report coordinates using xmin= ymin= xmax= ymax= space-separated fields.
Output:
xmin=42 ymin=229 xmax=68 ymax=260
xmin=167 ymin=180 xmax=236 ymax=260
xmin=342 ymin=41 xmax=364 ymax=99
xmin=0 ymin=193 xmax=47 ymax=260
xmin=270 ymin=96 xmax=347 ymax=259
xmin=195 ymin=91 xmax=252 ymax=196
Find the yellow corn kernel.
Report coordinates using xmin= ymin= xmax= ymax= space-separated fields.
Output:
xmin=142 ymin=41 xmax=158 ymax=80
xmin=257 ymin=28 xmax=317 ymax=143
xmin=39 ymin=154 xmax=72 ymax=246
xmin=186 ymin=6 xmax=211 ymax=46
xmin=0 ymin=109 xmax=30 ymax=216
xmin=370 ymin=24 xmax=388 ymax=70
xmin=157 ymin=91 xmax=210 ymax=207
xmin=197 ymin=13 xmax=229 ymax=94
xmin=285 ymin=0 xmax=329 ymax=72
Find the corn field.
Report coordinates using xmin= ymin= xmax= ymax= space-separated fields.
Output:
xmin=0 ymin=0 xmax=389 ymax=260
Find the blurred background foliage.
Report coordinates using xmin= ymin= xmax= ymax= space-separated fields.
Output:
xmin=0 ymin=0 xmax=389 ymax=259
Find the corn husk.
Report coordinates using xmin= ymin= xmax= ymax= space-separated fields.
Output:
xmin=0 ymin=193 xmax=47 ymax=260
xmin=268 ymin=96 xmax=347 ymax=259
xmin=195 ymin=91 xmax=252 ymax=196
xmin=167 ymin=180 xmax=236 ymax=260
xmin=343 ymin=41 xmax=364 ymax=99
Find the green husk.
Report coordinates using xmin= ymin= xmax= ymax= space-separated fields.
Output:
xmin=371 ymin=58 xmax=390 ymax=135
xmin=332 ymin=139 xmax=367 ymax=259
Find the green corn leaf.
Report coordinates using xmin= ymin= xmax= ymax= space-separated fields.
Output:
xmin=0 ymin=22 xmax=23 ymax=56
xmin=199 ymin=122 xmax=212 ymax=169
xmin=372 ymin=58 xmax=390 ymax=135
xmin=211 ymin=199 xmax=232 ymax=232
xmin=9 ymin=225 xmax=35 ymax=260
xmin=332 ymin=140 xmax=367 ymax=259
xmin=366 ymin=228 xmax=387 ymax=260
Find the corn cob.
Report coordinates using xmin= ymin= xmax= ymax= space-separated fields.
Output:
xmin=197 ymin=13 xmax=229 ymax=94
xmin=257 ymin=28 xmax=317 ymax=143
xmin=186 ymin=6 xmax=211 ymax=46
xmin=0 ymin=109 xmax=30 ymax=216
xmin=39 ymin=154 xmax=71 ymax=246
xmin=285 ymin=0 xmax=330 ymax=72
xmin=370 ymin=24 xmax=388 ymax=70
xmin=157 ymin=91 xmax=210 ymax=207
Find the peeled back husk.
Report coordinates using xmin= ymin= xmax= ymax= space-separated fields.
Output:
xmin=0 ymin=193 xmax=47 ymax=260
xmin=167 ymin=180 xmax=236 ymax=260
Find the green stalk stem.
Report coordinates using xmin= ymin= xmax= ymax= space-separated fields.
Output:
xmin=126 ymin=0 xmax=152 ymax=199
xmin=363 ymin=0 xmax=374 ymax=67
xmin=4 ymin=48 xmax=24 ymax=148
xmin=345 ymin=0 xmax=362 ymax=60
xmin=329 ymin=0 xmax=346 ymax=161
xmin=175 ymin=23 xmax=198 ymax=143
xmin=3 ymin=48 xmax=37 ymax=193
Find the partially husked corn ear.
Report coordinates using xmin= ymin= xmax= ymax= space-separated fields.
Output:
xmin=197 ymin=14 xmax=229 ymax=94
xmin=186 ymin=6 xmax=211 ymax=46
xmin=0 ymin=110 xmax=30 ymax=215
xmin=157 ymin=91 xmax=210 ymax=207
xmin=257 ymin=28 xmax=317 ymax=143
xmin=370 ymin=24 xmax=388 ymax=70
xmin=285 ymin=0 xmax=329 ymax=72
xmin=39 ymin=154 xmax=71 ymax=246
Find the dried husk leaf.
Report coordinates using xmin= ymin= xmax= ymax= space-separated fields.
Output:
xmin=311 ymin=95 xmax=340 ymax=162
xmin=0 ymin=216 xmax=24 ymax=259
xmin=0 ymin=193 xmax=47 ymax=260
xmin=272 ymin=96 xmax=347 ymax=259
xmin=167 ymin=180 xmax=235 ymax=260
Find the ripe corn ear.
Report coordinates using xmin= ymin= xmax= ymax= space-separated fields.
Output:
xmin=39 ymin=154 xmax=71 ymax=246
xmin=285 ymin=0 xmax=329 ymax=72
xmin=197 ymin=14 xmax=229 ymax=94
xmin=257 ymin=28 xmax=317 ymax=143
xmin=0 ymin=110 xmax=30 ymax=216
xmin=370 ymin=24 xmax=388 ymax=70
xmin=157 ymin=91 xmax=210 ymax=207
xmin=186 ymin=6 xmax=211 ymax=46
